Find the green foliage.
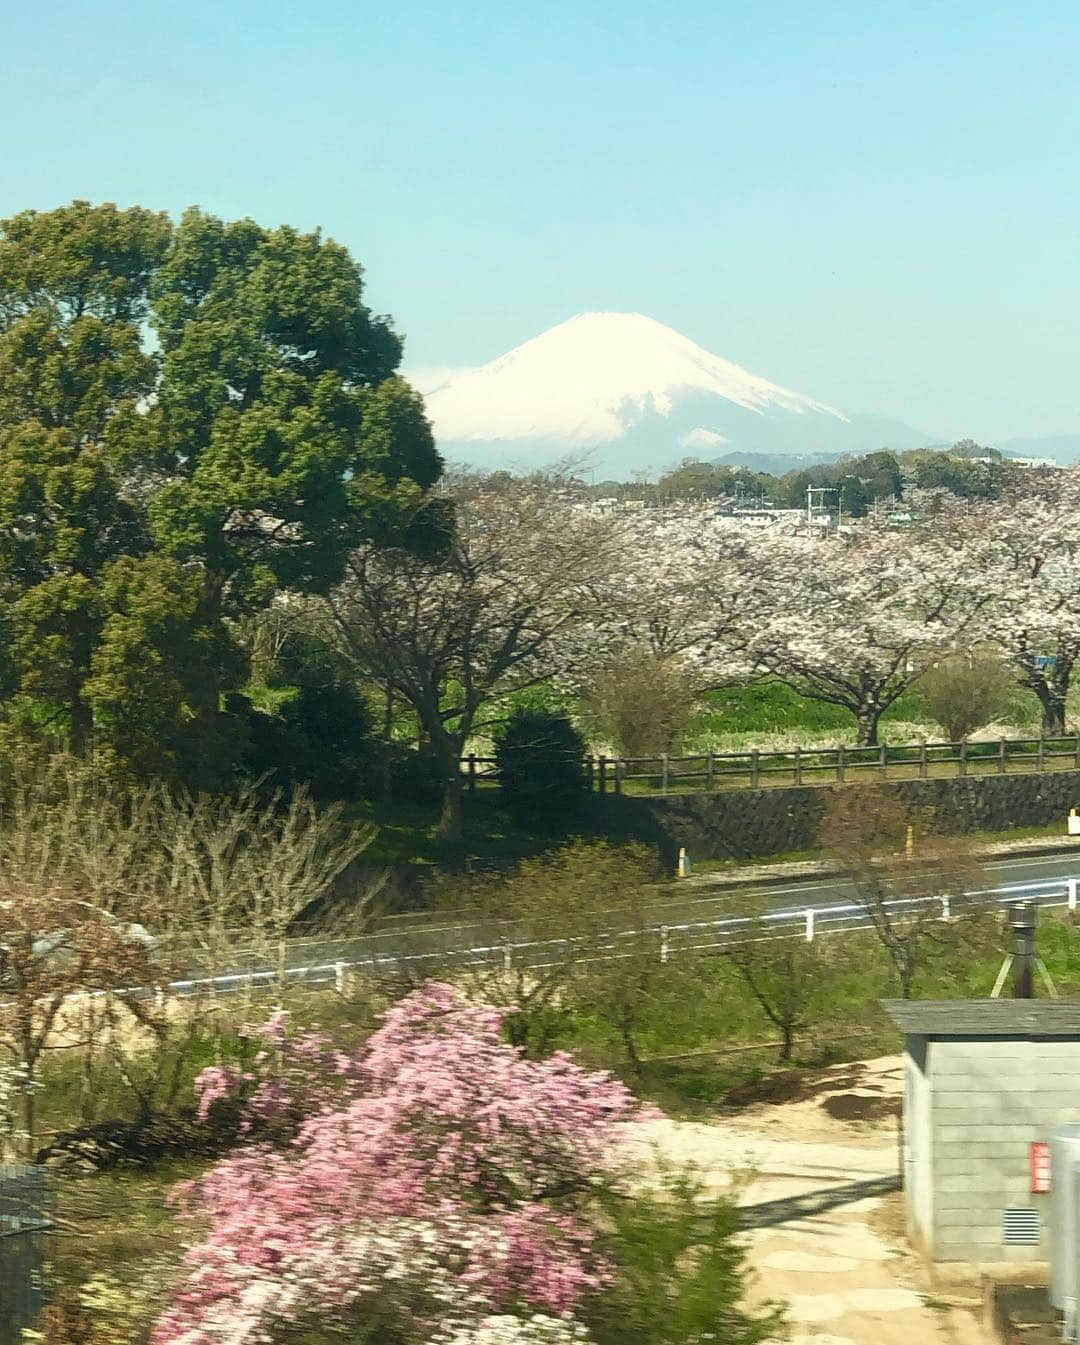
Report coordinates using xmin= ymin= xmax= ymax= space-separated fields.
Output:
xmin=919 ymin=650 xmax=1011 ymax=741
xmin=696 ymin=680 xmax=855 ymax=734
xmin=586 ymin=1170 xmax=783 ymax=1345
xmin=910 ymin=441 xmax=1005 ymax=499
xmin=643 ymin=449 xmax=903 ymax=515
xmin=494 ymin=708 xmax=588 ymax=829
xmin=0 ymin=199 xmax=443 ymax=782
xmin=82 ymin=554 xmax=246 ymax=787
xmin=146 ymin=210 xmax=441 ymax=607
xmin=245 ymin=683 xmax=376 ymax=802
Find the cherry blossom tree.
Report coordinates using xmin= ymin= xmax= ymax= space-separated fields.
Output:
xmin=571 ymin=502 xmax=763 ymax=678
xmin=154 ymin=983 xmax=645 ymax=1345
xmin=965 ymin=475 xmax=1080 ymax=734
xmin=744 ymin=524 xmax=989 ymax=745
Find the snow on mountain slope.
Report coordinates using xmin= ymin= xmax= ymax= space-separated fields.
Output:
xmin=425 ymin=312 xmax=848 ymax=446
xmin=421 ymin=312 xmax=932 ymax=476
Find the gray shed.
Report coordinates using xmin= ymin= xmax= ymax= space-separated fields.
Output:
xmin=885 ymin=999 xmax=1080 ymax=1263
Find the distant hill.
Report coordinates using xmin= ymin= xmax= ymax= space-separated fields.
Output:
xmin=711 ymin=449 xmax=857 ymax=474
xmin=422 ymin=312 xmax=934 ymax=477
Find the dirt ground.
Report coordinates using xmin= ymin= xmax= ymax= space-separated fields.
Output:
xmin=627 ymin=1056 xmax=993 ymax=1345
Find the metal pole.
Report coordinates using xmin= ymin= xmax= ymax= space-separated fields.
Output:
xmin=1009 ymin=902 xmax=1037 ymax=999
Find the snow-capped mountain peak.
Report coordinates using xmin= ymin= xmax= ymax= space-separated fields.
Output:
xmin=420 ymin=312 xmax=929 ymax=476
xmin=425 ymin=311 xmax=848 ymax=447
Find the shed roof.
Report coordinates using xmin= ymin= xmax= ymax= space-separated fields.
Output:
xmin=882 ymin=1000 xmax=1080 ymax=1038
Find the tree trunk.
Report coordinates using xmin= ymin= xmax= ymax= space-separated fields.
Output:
xmin=1024 ymin=662 xmax=1070 ymax=736
xmin=855 ymin=707 xmax=881 ymax=746
xmin=620 ymin=1022 xmax=643 ymax=1077
xmin=381 ymin=688 xmax=395 ymax=804
xmin=435 ymin=770 xmax=464 ymax=844
xmin=1040 ymin=691 xmax=1066 ymax=736
xmin=16 ymin=1079 xmax=34 ymax=1161
xmin=777 ymin=1022 xmax=795 ymax=1063
xmin=69 ymin=689 xmax=92 ymax=755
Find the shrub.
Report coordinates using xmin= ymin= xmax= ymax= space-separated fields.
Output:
xmin=495 ymin=709 xmax=587 ymax=829
xmin=919 ymin=649 xmax=1010 ymax=741
xmin=583 ymin=650 xmax=697 ymax=758
xmin=241 ymin=684 xmax=377 ymax=801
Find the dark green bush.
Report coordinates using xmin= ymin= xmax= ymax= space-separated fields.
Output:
xmin=494 ymin=709 xmax=587 ymax=829
xmin=239 ymin=684 xmax=376 ymax=801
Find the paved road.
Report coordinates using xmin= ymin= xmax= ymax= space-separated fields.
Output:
xmin=170 ymin=850 xmax=1080 ymax=995
xmin=725 ymin=849 xmax=1080 ymax=913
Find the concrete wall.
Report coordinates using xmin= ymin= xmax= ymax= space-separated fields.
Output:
xmin=905 ymin=1037 xmax=934 ymax=1255
xmin=917 ymin=1037 xmax=1080 ymax=1261
xmin=632 ymin=769 xmax=1080 ymax=862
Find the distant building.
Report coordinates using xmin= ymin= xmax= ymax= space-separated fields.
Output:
xmin=886 ymin=999 xmax=1080 ymax=1263
xmin=1008 ymin=455 xmax=1058 ymax=469
xmin=716 ymin=507 xmax=804 ymax=532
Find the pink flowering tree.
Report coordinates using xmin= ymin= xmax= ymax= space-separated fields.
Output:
xmin=154 ymin=983 xmax=647 ymax=1345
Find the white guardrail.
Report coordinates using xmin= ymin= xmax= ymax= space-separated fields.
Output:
xmin=160 ymin=874 xmax=1080 ymax=1000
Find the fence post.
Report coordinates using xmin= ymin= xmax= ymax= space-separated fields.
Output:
xmin=879 ymin=742 xmax=887 ymax=774
xmin=750 ymin=749 xmax=760 ymax=789
xmin=598 ymin=755 xmax=607 ymax=794
xmin=1075 ymin=734 xmax=1080 ymax=769
xmin=503 ymin=943 xmax=513 ymax=973
xmin=614 ymin=758 xmax=623 ymax=795
xmin=958 ymin=740 xmax=967 ymax=778
xmin=659 ymin=925 xmax=669 ymax=964
xmin=706 ymin=751 xmax=715 ymax=790
xmin=1069 ymin=878 xmax=1078 ymax=913
xmin=467 ymin=754 xmax=477 ymax=793
xmin=334 ymin=961 xmax=346 ymax=994
xmin=1038 ymin=735 xmax=1046 ymax=771
xmin=919 ymin=741 xmax=928 ymax=779
xmin=805 ymin=908 xmax=815 ymax=942
xmin=999 ymin=738 xmax=1007 ymax=775
xmin=794 ymin=745 xmax=802 ymax=787
xmin=661 ymin=753 xmax=669 ymax=794
xmin=836 ymin=747 xmax=846 ymax=783
xmin=586 ymin=755 xmax=595 ymax=791
xmin=941 ymin=894 xmax=951 ymax=921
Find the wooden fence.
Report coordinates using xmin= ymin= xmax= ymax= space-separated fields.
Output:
xmin=459 ymin=732 xmax=1080 ymax=796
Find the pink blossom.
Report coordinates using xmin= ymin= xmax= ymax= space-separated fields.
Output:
xmin=155 ymin=983 xmax=649 ymax=1344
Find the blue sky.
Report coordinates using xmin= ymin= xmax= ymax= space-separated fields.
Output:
xmin=3 ymin=0 xmax=1080 ymax=441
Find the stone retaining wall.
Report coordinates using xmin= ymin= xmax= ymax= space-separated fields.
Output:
xmin=617 ymin=770 xmax=1080 ymax=862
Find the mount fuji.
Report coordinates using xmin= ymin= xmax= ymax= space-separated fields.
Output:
xmin=420 ymin=312 xmax=932 ymax=478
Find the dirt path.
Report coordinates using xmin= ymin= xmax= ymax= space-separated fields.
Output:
xmin=629 ymin=1056 xmax=990 ymax=1345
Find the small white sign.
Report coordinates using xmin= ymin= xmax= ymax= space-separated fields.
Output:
xmin=1069 ymin=812 xmax=1080 ymax=836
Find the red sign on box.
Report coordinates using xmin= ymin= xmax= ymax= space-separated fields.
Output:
xmin=1031 ymin=1141 xmax=1052 ymax=1194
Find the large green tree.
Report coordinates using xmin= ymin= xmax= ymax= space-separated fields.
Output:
xmin=0 ymin=200 xmax=440 ymax=780
xmin=0 ymin=203 xmax=170 ymax=752
xmin=142 ymin=210 xmax=441 ymax=737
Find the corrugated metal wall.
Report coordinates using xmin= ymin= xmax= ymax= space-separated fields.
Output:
xmin=0 ymin=1166 xmax=49 ymax=1344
